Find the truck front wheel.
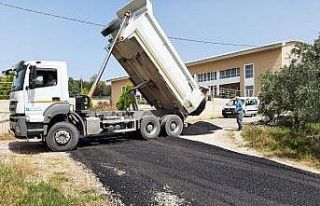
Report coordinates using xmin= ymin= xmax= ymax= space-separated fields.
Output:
xmin=46 ymin=122 xmax=79 ymax=152
xmin=140 ymin=116 xmax=161 ymax=140
xmin=165 ymin=115 xmax=183 ymax=137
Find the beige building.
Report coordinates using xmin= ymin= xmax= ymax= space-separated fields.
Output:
xmin=109 ymin=41 xmax=299 ymax=107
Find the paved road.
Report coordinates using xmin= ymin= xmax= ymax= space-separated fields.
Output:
xmin=71 ymin=136 xmax=320 ymax=206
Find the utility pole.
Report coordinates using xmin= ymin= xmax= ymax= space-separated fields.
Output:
xmin=80 ymin=76 xmax=83 ymax=94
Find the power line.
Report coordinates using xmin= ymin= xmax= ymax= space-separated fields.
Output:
xmin=0 ymin=1 xmax=256 ymax=47
xmin=0 ymin=2 xmax=104 ymax=27
xmin=168 ymin=37 xmax=256 ymax=47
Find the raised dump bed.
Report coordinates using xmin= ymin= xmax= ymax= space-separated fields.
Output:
xmin=102 ymin=0 xmax=206 ymax=116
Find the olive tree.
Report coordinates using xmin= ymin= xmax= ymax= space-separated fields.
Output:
xmin=259 ymin=36 xmax=320 ymax=128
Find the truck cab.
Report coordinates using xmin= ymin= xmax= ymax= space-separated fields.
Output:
xmin=10 ymin=61 xmax=70 ymax=139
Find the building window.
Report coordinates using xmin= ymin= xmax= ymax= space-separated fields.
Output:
xmin=209 ymin=85 xmax=218 ymax=98
xmin=220 ymin=68 xmax=240 ymax=79
xmin=211 ymin=72 xmax=217 ymax=80
xmin=245 ymin=85 xmax=254 ymax=97
xmin=245 ymin=64 xmax=254 ymax=78
xmin=196 ymin=71 xmax=217 ymax=82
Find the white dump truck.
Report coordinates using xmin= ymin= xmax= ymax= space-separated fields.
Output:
xmin=8 ymin=0 xmax=207 ymax=151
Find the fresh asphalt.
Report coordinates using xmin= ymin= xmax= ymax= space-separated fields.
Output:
xmin=71 ymin=135 xmax=320 ymax=206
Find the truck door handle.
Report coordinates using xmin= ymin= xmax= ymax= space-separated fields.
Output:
xmin=52 ymin=97 xmax=60 ymax=102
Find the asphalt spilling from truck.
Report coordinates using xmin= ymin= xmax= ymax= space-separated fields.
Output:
xmin=70 ymin=136 xmax=320 ymax=206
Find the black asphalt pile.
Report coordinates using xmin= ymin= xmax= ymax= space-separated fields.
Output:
xmin=182 ymin=121 xmax=222 ymax=135
xmin=71 ymin=137 xmax=320 ymax=205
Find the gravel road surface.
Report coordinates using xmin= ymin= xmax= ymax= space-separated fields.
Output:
xmin=71 ymin=136 xmax=320 ymax=206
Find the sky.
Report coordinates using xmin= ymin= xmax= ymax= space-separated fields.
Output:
xmin=0 ymin=0 xmax=320 ymax=81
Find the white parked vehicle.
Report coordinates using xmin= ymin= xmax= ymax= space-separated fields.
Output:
xmin=7 ymin=0 xmax=207 ymax=152
xmin=222 ymin=97 xmax=259 ymax=118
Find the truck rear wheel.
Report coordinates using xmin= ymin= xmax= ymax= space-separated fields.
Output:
xmin=140 ymin=116 xmax=161 ymax=140
xmin=46 ymin=122 xmax=79 ymax=152
xmin=165 ymin=115 xmax=183 ymax=137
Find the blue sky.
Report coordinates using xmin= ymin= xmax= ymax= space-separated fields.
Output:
xmin=0 ymin=0 xmax=320 ymax=80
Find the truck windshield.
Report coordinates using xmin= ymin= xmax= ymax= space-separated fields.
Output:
xmin=12 ymin=61 xmax=26 ymax=91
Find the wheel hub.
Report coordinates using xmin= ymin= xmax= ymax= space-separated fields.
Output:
xmin=54 ymin=130 xmax=71 ymax=145
xmin=170 ymin=122 xmax=177 ymax=131
xmin=146 ymin=123 xmax=154 ymax=133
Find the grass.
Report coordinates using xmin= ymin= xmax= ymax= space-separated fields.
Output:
xmin=0 ymin=154 xmax=106 ymax=206
xmin=242 ymin=123 xmax=320 ymax=168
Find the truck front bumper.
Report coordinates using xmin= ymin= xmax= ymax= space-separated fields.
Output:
xmin=9 ymin=115 xmax=27 ymax=138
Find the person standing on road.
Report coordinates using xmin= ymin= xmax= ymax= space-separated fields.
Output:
xmin=235 ymin=97 xmax=244 ymax=131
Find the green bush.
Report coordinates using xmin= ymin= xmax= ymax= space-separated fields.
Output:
xmin=0 ymin=74 xmax=13 ymax=100
xmin=116 ymin=84 xmax=133 ymax=111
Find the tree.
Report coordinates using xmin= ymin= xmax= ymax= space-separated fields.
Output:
xmin=68 ymin=77 xmax=81 ymax=97
xmin=259 ymin=36 xmax=320 ymax=129
xmin=68 ymin=76 xmax=111 ymax=98
xmin=0 ymin=74 xmax=13 ymax=100
xmin=116 ymin=84 xmax=132 ymax=111
xmin=87 ymin=75 xmax=111 ymax=98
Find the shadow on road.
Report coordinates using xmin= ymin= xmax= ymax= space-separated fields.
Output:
xmin=8 ymin=135 xmax=141 ymax=154
xmin=8 ymin=141 xmax=50 ymax=154
xmin=182 ymin=121 xmax=222 ymax=135
xmin=77 ymin=135 xmax=140 ymax=148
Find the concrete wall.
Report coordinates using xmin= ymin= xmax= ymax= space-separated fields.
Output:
xmin=0 ymin=100 xmax=10 ymax=134
xmin=0 ymin=100 xmax=9 ymax=113
xmin=187 ymin=98 xmax=230 ymax=122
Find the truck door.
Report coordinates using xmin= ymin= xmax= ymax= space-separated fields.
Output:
xmin=25 ymin=65 xmax=61 ymax=123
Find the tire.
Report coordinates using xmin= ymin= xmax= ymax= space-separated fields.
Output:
xmin=45 ymin=122 xmax=79 ymax=152
xmin=140 ymin=116 xmax=161 ymax=140
xmin=164 ymin=115 xmax=183 ymax=137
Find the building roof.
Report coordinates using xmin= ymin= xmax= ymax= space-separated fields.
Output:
xmin=106 ymin=75 xmax=129 ymax=83
xmin=186 ymin=40 xmax=301 ymax=67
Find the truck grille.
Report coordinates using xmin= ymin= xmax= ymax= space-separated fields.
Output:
xmin=9 ymin=101 xmax=17 ymax=113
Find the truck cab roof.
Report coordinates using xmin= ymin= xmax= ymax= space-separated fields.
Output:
xmin=25 ymin=61 xmax=67 ymax=69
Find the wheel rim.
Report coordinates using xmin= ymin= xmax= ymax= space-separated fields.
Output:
xmin=54 ymin=130 xmax=71 ymax=145
xmin=146 ymin=122 xmax=156 ymax=134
